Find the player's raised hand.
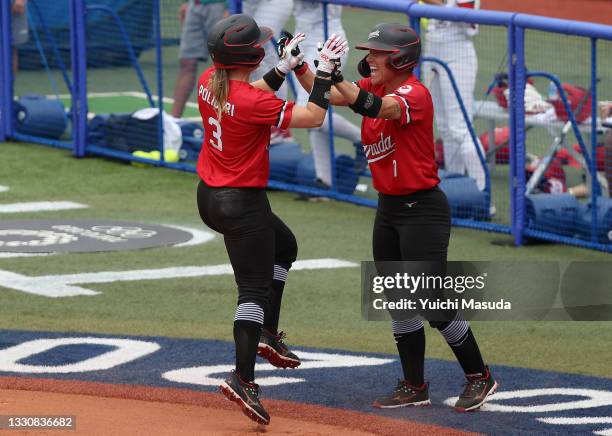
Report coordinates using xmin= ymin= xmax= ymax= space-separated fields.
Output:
xmin=316 ymin=34 xmax=348 ymax=76
xmin=276 ymin=31 xmax=306 ymax=74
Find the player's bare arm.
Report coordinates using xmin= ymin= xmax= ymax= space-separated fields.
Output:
xmin=334 ymin=80 xmax=402 ymax=120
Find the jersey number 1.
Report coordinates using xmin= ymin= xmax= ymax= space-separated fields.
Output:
xmin=208 ymin=117 xmax=223 ymax=151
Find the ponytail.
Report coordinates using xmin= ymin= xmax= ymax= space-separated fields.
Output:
xmin=207 ymin=69 xmax=229 ymax=120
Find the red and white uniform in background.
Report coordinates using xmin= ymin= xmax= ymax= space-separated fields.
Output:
xmin=422 ymin=0 xmax=486 ymax=191
xmin=293 ymin=1 xmax=362 ymax=186
xmin=355 ymin=75 xmax=439 ymax=195
xmin=243 ymin=0 xmax=294 ymax=100
xmin=196 ymin=67 xmax=294 ymax=188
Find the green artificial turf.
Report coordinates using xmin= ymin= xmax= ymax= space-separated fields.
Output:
xmin=1 ymin=141 xmax=611 ymax=379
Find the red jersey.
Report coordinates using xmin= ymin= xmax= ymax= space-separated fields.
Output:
xmin=196 ymin=67 xmax=294 ymax=187
xmin=356 ymin=74 xmax=439 ymax=195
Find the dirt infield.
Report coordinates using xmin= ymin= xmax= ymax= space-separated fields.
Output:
xmin=482 ymin=0 xmax=611 ymax=25
xmin=0 ymin=377 xmax=479 ymax=436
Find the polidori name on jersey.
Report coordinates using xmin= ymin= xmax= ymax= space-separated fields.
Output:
xmin=364 ymin=132 xmax=396 ymax=163
xmin=198 ymin=84 xmax=236 ymax=117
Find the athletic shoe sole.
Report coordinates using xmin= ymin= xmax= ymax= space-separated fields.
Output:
xmin=219 ymin=382 xmax=270 ymax=425
xmin=372 ymin=399 xmax=431 ymax=409
xmin=455 ymin=381 xmax=499 ymax=412
xmin=257 ymin=343 xmax=301 ymax=369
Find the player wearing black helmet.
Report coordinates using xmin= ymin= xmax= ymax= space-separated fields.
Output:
xmin=198 ymin=14 xmax=348 ymax=425
xmin=294 ymin=22 xmax=497 ymax=412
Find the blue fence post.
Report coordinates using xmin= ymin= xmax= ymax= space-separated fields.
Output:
xmin=228 ymin=0 xmax=242 ymax=14
xmin=70 ymin=0 xmax=88 ymax=157
xmin=0 ymin=0 xmax=5 ymax=142
xmin=590 ymin=37 xmax=599 ymax=243
xmin=0 ymin=0 xmax=14 ymax=141
xmin=154 ymin=0 xmax=164 ymax=161
xmin=408 ymin=10 xmax=421 ymax=79
xmin=513 ymin=24 xmax=527 ymax=246
xmin=507 ymin=20 xmax=517 ymax=245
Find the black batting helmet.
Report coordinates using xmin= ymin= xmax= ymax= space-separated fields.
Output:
xmin=355 ymin=23 xmax=421 ymax=77
xmin=207 ymin=14 xmax=273 ymax=70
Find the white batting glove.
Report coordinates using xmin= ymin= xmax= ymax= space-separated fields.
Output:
xmin=276 ymin=32 xmax=306 ymax=75
xmin=316 ymin=34 xmax=349 ymax=75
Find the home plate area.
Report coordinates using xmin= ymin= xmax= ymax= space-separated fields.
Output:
xmin=1 ymin=330 xmax=611 ymax=435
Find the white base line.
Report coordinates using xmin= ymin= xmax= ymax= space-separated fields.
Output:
xmin=538 ymin=417 xmax=612 ymax=436
xmin=0 ymin=201 xmax=89 ymax=214
xmin=166 ymin=224 xmax=215 ymax=247
xmin=538 ymin=417 xmax=612 ymax=425
xmin=0 ymin=258 xmax=359 ymax=298
xmin=0 ymin=253 xmax=49 ymax=258
xmin=0 ymin=185 xmax=9 ymax=193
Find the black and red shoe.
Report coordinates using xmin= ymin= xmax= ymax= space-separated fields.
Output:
xmin=454 ymin=366 xmax=498 ymax=412
xmin=372 ymin=380 xmax=431 ymax=409
xmin=219 ymin=370 xmax=270 ymax=425
xmin=257 ymin=329 xmax=301 ymax=369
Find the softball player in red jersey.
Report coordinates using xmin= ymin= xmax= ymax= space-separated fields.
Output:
xmin=196 ymin=14 xmax=347 ymax=425
xmin=296 ymin=23 xmax=497 ymax=412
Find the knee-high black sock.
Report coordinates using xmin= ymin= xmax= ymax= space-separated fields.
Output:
xmin=233 ymin=320 xmax=262 ymax=382
xmin=394 ymin=327 xmax=426 ymax=387
xmin=438 ymin=314 xmax=486 ymax=376
xmin=448 ymin=328 xmax=486 ymax=376
xmin=264 ymin=264 xmax=288 ymax=334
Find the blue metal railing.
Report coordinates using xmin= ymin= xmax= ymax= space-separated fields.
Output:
xmin=3 ymin=0 xmax=612 ymax=252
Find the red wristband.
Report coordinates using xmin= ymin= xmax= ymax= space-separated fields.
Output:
xmin=294 ymin=62 xmax=309 ymax=77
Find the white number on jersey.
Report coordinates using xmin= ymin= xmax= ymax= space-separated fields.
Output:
xmin=208 ymin=117 xmax=223 ymax=151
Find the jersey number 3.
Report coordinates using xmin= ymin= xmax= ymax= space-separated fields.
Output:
xmin=208 ymin=117 xmax=223 ymax=151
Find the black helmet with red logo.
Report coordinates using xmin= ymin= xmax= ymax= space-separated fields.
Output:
xmin=355 ymin=23 xmax=421 ymax=77
xmin=207 ymin=14 xmax=273 ymax=70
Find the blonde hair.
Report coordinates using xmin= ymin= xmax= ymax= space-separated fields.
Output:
xmin=207 ymin=69 xmax=229 ymax=120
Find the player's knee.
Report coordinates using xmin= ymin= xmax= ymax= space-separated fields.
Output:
xmin=237 ymin=288 xmax=270 ymax=315
xmin=273 ymin=220 xmax=297 ymax=265
xmin=448 ymin=127 xmax=469 ymax=147
xmin=280 ymin=230 xmax=298 ymax=265
xmin=428 ymin=309 xmax=459 ymax=330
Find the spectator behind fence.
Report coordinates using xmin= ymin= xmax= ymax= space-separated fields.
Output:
xmin=292 ymin=1 xmax=363 ymax=190
xmin=11 ymin=0 xmax=29 ymax=76
xmin=421 ymin=0 xmax=486 ymax=191
xmin=242 ymin=0 xmax=295 ymax=143
xmin=242 ymin=0 xmax=294 ymax=99
xmin=171 ymin=0 xmax=226 ymax=118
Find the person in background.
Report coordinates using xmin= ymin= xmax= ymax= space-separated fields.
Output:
xmin=292 ymin=1 xmax=364 ymax=190
xmin=171 ymin=0 xmax=226 ymax=118
xmin=421 ymin=0 xmax=486 ymax=191
xmin=11 ymin=0 xmax=29 ymax=76
xmin=242 ymin=0 xmax=296 ymax=143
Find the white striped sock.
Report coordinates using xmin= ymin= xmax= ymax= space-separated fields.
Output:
xmin=234 ymin=302 xmax=264 ymax=324
xmin=440 ymin=312 xmax=469 ymax=346
xmin=273 ymin=264 xmax=288 ymax=282
xmin=392 ymin=318 xmax=424 ymax=335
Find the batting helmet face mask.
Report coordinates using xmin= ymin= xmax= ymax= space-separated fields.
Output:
xmin=207 ymin=14 xmax=273 ymax=70
xmin=355 ymin=23 xmax=421 ymax=78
